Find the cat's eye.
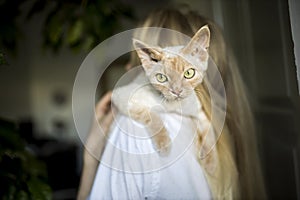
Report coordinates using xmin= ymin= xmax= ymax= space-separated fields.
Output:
xmin=156 ymin=73 xmax=168 ymax=83
xmin=184 ymin=68 xmax=196 ymax=79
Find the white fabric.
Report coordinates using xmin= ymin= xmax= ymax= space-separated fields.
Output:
xmin=89 ymin=113 xmax=212 ymax=200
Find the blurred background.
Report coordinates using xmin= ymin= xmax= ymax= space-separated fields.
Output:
xmin=0 ymin=0 xmax=299 ymax=199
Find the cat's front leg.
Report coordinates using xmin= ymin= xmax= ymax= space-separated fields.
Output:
xmin=128 ymin=106 xmax=171 ymax=156
xmin=196 ymin=118 xmax=219 ymax=175
xmin=150 ymin=123 xmax=172 ymax=156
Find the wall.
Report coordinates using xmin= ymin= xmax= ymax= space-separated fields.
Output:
xmin=0 ymin=8 xmax=86 ymax=141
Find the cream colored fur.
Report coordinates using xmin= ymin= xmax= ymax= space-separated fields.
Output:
xmin=112 ymin=26 xmax=213 ymax=156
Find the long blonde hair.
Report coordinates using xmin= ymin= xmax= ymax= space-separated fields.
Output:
xmin=131 ymin=8 xmax=266 ymax=199
xmin=185 ymin=11 xmax=266 ymax=199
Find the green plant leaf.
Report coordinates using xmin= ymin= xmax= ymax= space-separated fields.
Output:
xmin=0 ymin=119 xmax=24 ymax=151
xmin=28 ymin=178 xmax=52 ymax=200
xmin=3 ymin=185 xmax=16 ymax=200
xmin=0 ymin=52 xmax=8 ymax=65
xmin=16 ymin=190 xmax=29 ymax=200
xmin=83 ymin=36 xmax=95 ymax=52
xmin=67 ymin=19 xmax=84 ymax=45
xmin=0 ymin=118 xmax=52 ymax=200
xmin=48 ymin=21 xmax=63 ymax=45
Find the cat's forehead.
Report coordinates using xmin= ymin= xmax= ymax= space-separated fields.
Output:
xmin=162 ymin=45 xmax=184 ymax=55
xmin=161 ymin=45 xmax=206 ymax=71
xmin=161 ymin=46 xmax=192 ymax=68
xmin=162 ymin=45 xmax=193 ymax=62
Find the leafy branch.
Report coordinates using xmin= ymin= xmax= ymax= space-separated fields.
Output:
xmin=0 ymin=119 xmax=52 ymax=199
xmin=0 ymin=0 xmax=135 ymax=53
xmin=0 ymin=52 xmax=8 ymax=65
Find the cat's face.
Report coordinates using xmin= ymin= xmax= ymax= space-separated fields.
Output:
xmin=133 ymin=25 xmax=210 ymax=101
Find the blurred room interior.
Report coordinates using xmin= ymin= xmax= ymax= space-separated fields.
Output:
xmin=0 ymin=0 xmax=299 ymax=199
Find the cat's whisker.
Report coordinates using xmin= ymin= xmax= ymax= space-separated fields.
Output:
xmin=162 ymin=97 xmax=168 ymax=104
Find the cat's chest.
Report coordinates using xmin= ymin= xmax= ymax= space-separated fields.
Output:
xmin=128 ymin=84 xmax=163 ymax=107
xmin=162 ymin=94 xmax=201 ymax=118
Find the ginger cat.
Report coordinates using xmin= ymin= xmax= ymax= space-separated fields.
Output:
xmin=112 ymin=25 xmax=211 ymax=155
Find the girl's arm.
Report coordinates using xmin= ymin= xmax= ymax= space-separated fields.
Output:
xmin=77 ymin=92 xmax=114 ymax=200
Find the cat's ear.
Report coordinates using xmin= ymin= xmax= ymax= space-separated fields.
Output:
xmin=132 ymin=39 xmax=162 ymax=68
xmin=181 ymin=25 xmax=210 ymax=62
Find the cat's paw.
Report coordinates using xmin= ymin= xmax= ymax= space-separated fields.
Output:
xmin=158 ymin=142 xmax=171 ymax=157
xmin=153 ymin=132 xmax=172 ymax=157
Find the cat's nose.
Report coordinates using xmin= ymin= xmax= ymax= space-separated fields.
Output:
xmin=171 ymin=89 xmax=183 ymax=96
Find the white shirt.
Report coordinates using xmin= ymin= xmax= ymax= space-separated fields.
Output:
xmin=89 ymin=113 xmax=212 ymax=200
